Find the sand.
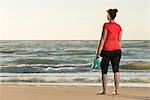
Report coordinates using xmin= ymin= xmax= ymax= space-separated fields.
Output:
xmin=0 ymin=84 xmax=150 ymax=100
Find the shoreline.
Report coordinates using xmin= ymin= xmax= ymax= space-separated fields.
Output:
xmin=1 ymin=82 xmax=150 ymax=88
xmin=0 ymin=84 xmax=150 ymax=100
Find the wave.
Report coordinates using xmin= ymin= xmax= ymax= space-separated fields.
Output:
xmin=1 ymin=61 xmax=150 ymax=73
xmin=64 ymin=49 xmax=94 ymax=54
xmin=12 ymin=59 xmax=63 ymax=64
xmin=1 ymin=77 xmax=150 ymax=84
xmin=7 ymin=57 xmax=89 ymax=65
xmin=120 ymin=61 xmax=150 ymax=70
xmin=0 ymin=50 xmax=25 ymax=54
xmin=61 ymin=52 xmax=94 ymax=55
xmin=122 ymin=40 xmax=150 ymax=48
xmin=0 ymin=63 xmax=91 ymax=68
xmin=0 ymin=49 xmax=94 ymax=56
xmin=9 ymin=58 xmax=89 ymax=65
xmin=0 ymin=78 xmax=98 ymax=83
xmin=0 ymin=64 xmax=92 ymax=73
xmin=0 ymin=49 xmax=50 ymax=55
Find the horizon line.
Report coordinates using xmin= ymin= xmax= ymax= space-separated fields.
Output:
xmin=0 ymin=39 xmax=149 ymax=41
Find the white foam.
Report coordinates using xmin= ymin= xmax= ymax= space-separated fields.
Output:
xmin=1 ymin=82 xmax=150 ymax=88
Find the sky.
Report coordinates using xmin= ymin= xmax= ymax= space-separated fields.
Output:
xmin=0 ymin=0 xmax=149 ymax=40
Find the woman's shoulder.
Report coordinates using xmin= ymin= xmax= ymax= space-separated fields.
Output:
xmin=114 ymin=22 xmax=121 ymax=26
xmin=103 ymin=22 xmax=109 ymax=25
xmin=102 ymin=22 xmax=109 ymax=27
xmin=104 ymin=22 xmax=120 ymax=26
xmin=114 ymin=22 xmax=122 ymax=31
xmin=110 ymin=22 xmax=122 ymax=28
xmin=102 ymin=22 xmax=109 ymax=29
xmin=102 ymin=22 xmax=122 ymax=29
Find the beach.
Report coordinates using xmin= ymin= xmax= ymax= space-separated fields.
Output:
xmin=0 ymin=40 xmax=150 ymax=100
xmin=0 ymin=84 xmax=150 ymax=100
xmin=1 ymin=0 xmax=149 ymax=99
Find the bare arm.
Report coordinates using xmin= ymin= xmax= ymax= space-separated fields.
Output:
xmin=96 ymin=29 xmax=107 ymax=56
xmin=118 ymin=31 xmax=122 ymax=48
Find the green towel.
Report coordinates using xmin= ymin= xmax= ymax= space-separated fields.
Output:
xmin=91 ymin=57 xmax=101 ymax=69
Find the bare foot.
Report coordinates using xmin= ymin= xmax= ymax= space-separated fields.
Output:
xmin=98 ymin=91 xmax=106 ymax=95
xmin=112 ymin=90 xmax=118 ymax=95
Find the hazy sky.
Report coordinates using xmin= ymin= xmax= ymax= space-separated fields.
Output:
xmin=0 ymin=0 xmax=149 ymax=40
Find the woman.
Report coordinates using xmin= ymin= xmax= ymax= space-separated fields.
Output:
xmin=96 ymin=9 xmax=122 ymax=95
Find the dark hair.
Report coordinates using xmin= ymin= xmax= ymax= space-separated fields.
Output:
xmin=107 ymin=9 xmax=118 ymax=20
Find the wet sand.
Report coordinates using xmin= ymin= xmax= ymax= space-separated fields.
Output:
xmin=0 ymin=84 xmax=150 ymax=100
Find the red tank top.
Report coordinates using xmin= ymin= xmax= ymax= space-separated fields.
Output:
xmin=102 ymin=22 xmax=122 ymax=51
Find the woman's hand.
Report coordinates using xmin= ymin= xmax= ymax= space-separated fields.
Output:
xmin=96 ymin=50 xmax=101 ymax=57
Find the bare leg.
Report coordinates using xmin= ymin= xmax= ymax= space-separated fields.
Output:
xmin=100 ymin=74 xmax=108 ymax=94
xmin=113 ymin=72 xmax=120 ymax=95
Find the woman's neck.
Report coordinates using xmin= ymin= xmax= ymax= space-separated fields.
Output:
xmin=109 ymin=20 xmax=115 ymax=23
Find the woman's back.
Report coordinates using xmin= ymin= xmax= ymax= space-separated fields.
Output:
xmin=102 ymin=22 xmax=122 ymax=51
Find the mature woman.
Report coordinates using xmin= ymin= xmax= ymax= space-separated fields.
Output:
xmin=96 ymin=9 xmax=122 ymax=95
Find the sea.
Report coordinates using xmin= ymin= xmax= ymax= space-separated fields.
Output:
xmin=0 ymin=40 xmax=150 ymax=87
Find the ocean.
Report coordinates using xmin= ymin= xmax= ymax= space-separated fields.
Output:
xmin=0 ymin=40 xmax=150 ymax=87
